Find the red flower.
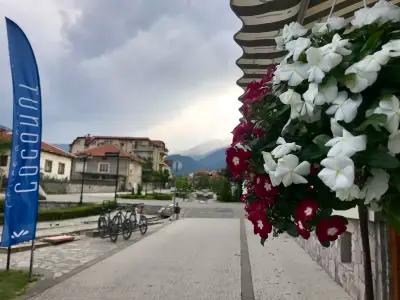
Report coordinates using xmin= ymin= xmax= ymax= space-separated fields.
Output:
xmin=295 ymin=219 xmax=311 ymax=239
xmin=226 ymin=145 xmax=252 ymax=178
xmin=240 ymin=103 xmax=252 ymax=119
xmin=249 ymin=209 xmax=272 ymax=239
xmin=242 ymin=81 xmax=268 ymax=104
xmin=242 ymin=64 xmax=276 ymax=104
xmin=295 ymin=198 xmax=319 ymax=222
xmin=252 ymin=126 xmax=265 ymax=138
xmin=316 ymin=216 xmax=348 ymax=243
xmin=253 ymin=174 xmax=278 ymax=199
xmin=232 ymin=121 xmax=253 ymax=144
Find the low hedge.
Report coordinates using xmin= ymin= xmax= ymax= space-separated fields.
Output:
xmin=119 ymin=193 xmax=173 ymax=200
xmin=0 ymin=201 xmax=117 ymax=224
xmin=37 ymin=201 xmax=116 ymax=222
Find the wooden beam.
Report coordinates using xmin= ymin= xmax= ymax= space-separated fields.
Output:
xmin=390 ymin=228 xmax=400 ymax=300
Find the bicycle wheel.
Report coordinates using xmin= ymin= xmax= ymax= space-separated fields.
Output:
xmin=139 ymin=216 xmax=148 ymax=235
xmin=109 ymin=221 xmax=119 ymax=243
xmin=97 ymin=216 xmax=108 ymax=238
xmin=122 ymin=219 xmax=133 ymax=240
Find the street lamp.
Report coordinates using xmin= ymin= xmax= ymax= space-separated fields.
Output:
xmin=105 ymin=151 xmax=120 ymax=203
xmin=78 ymin=154 xmax=92 ymax=206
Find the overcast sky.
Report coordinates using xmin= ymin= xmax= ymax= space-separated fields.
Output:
xmin=0 ymin=0 xmax=242 ymax=153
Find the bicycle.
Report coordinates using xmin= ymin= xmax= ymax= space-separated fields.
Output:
xmin=121 ymin=203 xmax=148 ymax=235
xmin=109 ymin=206 xmax=133 ymax=242
xmin=98 ymin=208 xmax=113 ymax=238
xmin=134 ymin=204 xmax=148 ymax=235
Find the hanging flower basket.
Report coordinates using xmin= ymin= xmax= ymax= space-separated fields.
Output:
xmin=227 ymin=0 xmax=400 ymax=247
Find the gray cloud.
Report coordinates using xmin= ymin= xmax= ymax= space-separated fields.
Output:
xmin=0 ymin=0 xmax=242 ymax=151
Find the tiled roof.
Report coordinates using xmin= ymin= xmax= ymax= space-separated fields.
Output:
xmin=71 ymin=135 xmax=167 ymax=150
xmin=0 ymin=130 xmax=74 ymax=159
xmin=76 ymin=144 xmax=144 ymax=164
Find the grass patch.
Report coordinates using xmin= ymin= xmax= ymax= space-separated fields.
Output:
xmin=0 ymin=201 xmax=117 ymax=224
xmin=0 ymin=270 xmax=33 ymax=300
xmin=119 ymin=193 xmax=173 ymax=200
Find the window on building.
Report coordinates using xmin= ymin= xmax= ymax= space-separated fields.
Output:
xmin=45 ymin=160 xmax=53 ymax=172
xmin=0 ymin=155 xmax=8 ymax=167
xmin=340 ymin=232 xmax=352 ymax=263
xmin=58 ymin=163 xmax=65 ymax=175
xmin=98 ymin=162 xmax=110 ymax=173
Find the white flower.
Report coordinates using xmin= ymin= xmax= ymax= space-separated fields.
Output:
xmin=280 ymin=89 xmax=316 ymax=119
xmin=352 ymin=0 xmax=400 ymax=28
xmin=326 ymin=92 xmax=362 ymax=123
xmin=276 ymin=62 xmax=309 ymax=86
xmin=262 ymin=151 xmax=277 ymax=174
xmin=303 ymin=78 xmax=339 ymax=106
xmin=345 ymin=64 xmax=377 ymax=93
xmin=285 ymin=37 xmax=311 ymax=61
xmin=330 ymin=118 xmax=343 ymax=137
xmin=374 ymin=95 xmax=400 ymax=133
xmin=343 ymin=50 xmax=390 ymax=93
xmin=361 ymin=168 xmax=389 ymax=205
xmin=273 ymin=154 xmax=310 ymax=187
xmin=318 ymin=156 xmax=355 ymax=191
xmin=382 ymin=40 xmax=400 ymax=57
xmin=336 ymin=184 xmax=362 ymax=201
xmin=275 ymin=22 xmax=308 ymax=49
xmin=327 ymin=16 xmax=348 ymax=31
xmin=325 ymin=128 xmax=367 ymax=157
xmin=388 ymin=130 xmax=400 ymax=154
xmin=322 ymin=34 xmax=351 ymax=56
xmin=306 ymin=47 xmax=342 ymax=83
xmin=312 ymin=17 xmax=348 ymax=35
xmin=271 ymin=137 xmax=301 ymax=158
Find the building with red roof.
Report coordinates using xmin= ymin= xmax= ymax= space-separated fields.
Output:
xmin=71 ymin=144 xmax=145 ymax=192
xmin=0 ymin=129 xmax=74 ymax=182
xmin=70 ymin=134 xmax=169 ymax=173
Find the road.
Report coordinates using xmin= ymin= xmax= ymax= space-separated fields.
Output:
xmin=29 ymin=203 xmax=352 ymax=300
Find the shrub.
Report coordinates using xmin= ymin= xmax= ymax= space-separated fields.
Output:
xmin=0 ymin=201 xmax=116 ymax=224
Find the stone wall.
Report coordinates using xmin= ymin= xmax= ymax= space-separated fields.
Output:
xmin=41 ymin=181 xmax=118 ymax=194
xmin=296 ymin=219 xmax=390 ymax=300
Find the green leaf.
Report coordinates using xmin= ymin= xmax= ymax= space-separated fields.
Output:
xmin=286 ymin=222 xmax=299 ymax=237
xmin=359 ymin=30 xmax=383 ymax=57
xmin=383 ymin=196 xmax=400 ymax=234
xmin=260 ymin=237 xmax=267 ymax=246
xmin=358 ymin=150 xmax=400 ymax=169
xmin=320 ymin=241 xmax=330 ymax=248
xmin=355 ymin=114 xmax=387 ymax=132
xmin=312 ymin=134 xmax=330 ymax=147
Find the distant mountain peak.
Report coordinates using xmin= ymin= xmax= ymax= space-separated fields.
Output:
xmin=180 ymin=138 xmax=229 ymax=160
xmin=168 ymin=139 xmax=229 ymax=175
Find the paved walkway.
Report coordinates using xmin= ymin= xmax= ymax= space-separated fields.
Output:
xmin=28 ymin=218 xmax=351 ymax=300
xmin=0 ymin=221 xmax=166 ymax=280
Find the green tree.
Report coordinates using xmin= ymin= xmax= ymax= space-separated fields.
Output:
xmin=175 ymin=176 xmax=191 ymax=192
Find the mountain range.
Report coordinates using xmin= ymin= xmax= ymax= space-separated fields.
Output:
xmin=168 ymin=139 xmax=229 ymax=175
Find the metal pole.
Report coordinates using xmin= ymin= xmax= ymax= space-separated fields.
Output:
xmin=28 ymin=239 xmax=35 ymax=281
xmin=79 ymin=157 xmax=86 ymax=206
xmin=6 ymin=246 xmax=11 ymax=270
xmin=114 ymin=153 xmax=120 ymax=202
xmin=358 ymin=204 xmax=374 ymax=300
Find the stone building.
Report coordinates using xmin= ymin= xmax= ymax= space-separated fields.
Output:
xmin=70 ymin=135 xmax=169 ymax=172
xmin=0 ymin=129 xmax=74 ymax=183
xmin=71 ymin=144 xmax=144 ymax=192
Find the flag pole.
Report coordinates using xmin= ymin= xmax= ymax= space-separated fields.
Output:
xmin=6 ymin=246 xmax=11 ymax=270
xmin=28 ymin=239 xmax=35 ymax=281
